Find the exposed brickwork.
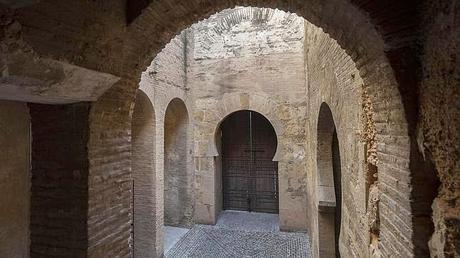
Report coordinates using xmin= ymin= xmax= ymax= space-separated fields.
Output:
xmin=305 ymin=22 xmax=371 ymax=257
xmin=0 ymin=1 xmax=456 ymax=257
xmin=0 ymin=101 xmax=30 ymax=258
xmin=87 ymin=79 xmax=137 ymax=258
xmin=29 ymin=103 xmax=90 ymax=257
xmin=138 ymin=31 xmax=192 ymax=257
xmin=132 ymin=90 xmax=156 ymax=258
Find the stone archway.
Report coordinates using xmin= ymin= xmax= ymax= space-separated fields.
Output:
xmin=132 ymin=89 xmax=156 ymax=257
xmin=316 ymin=102 xmax=342 ymax=258
xmin=164 ymin=98 xmax=193 ymax=227
xmin=194 ymin=92 xmax=308 ymax=231
xmin=207 ymin=93 xmax=284 ymax=162
xmin=6 ymin=1 xmax=440 ymax=257
xmin=126 ymin=5 xmax=416 ymax=252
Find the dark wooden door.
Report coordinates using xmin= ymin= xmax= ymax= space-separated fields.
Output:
xmin=221 ymin=110 xmax=278 ymax=213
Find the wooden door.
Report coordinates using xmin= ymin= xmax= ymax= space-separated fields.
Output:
xmin=221 ymin=110 xmax=278 ymax=213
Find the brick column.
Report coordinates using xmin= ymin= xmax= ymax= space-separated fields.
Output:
xmin=87 ymin=79 xmax=137 ymax=257
xmin=29 ymin=79 xmax=137 ymax=258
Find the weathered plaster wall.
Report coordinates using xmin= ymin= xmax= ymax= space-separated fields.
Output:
xmin=189 ymin=7 xmax=308 ymax=231
xmin=0 ymin=100 xmax=30 ymax=258
xmin=419 ymin=1 xmax=460 ymax=256
xmin=304 ymin=22 xmax=369 ymax=257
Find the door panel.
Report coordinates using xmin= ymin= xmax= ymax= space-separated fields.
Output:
xmin=221 ymin=110 xmax=278 ymax=213
xmin=222 ymin=111 xmax=251 ymax=211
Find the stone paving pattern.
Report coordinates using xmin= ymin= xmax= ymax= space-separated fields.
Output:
xmin=215 ymin=210 xmax=279 ymax=232
xmin=166 ymin=211 xmax=311 ymax=257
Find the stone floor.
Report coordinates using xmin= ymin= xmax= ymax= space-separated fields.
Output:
xmin=164 ymin=226 xmax=190 ymax=253
xmin=165 ymin=211 xmax=311 ymax=257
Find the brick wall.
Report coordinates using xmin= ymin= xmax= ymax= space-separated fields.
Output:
xmin=2 ymin=1 xmax=456 ymax=257
xmin=138 ymin=31 xmax=192 ymax=257
xmin=87 ymin=79 xmax=137 ymax=257
xmin=132 ymin=91 xmax=156 ymax=258
xmin=0 ymin=101 xmax=30 ymax=258
xmin=29 ymin=103 xmax=90 ymax=257
xmin=305 ymin=22 xmax=369 ymax=257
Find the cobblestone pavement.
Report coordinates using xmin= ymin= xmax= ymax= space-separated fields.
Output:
xmin=166 ymin=211 xmax=311 ymax=258
xmin=215 ymin=210 xmax=279 ymax=232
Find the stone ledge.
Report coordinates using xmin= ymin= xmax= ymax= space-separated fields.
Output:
xmin=317 ymin=185 xmax=336 ymax=213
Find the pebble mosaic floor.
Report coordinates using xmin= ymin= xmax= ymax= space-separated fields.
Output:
xmin=165 ymin=211 xmax=311 ymax=258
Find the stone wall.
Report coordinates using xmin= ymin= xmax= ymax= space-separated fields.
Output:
xmin=419 ymin=1 xmax=460 ymax=256
xmin=0 ymin=1 xmax=457 ymax=257
xmin=0 ymin=101 xmax=30 ymax=258
xmin=189 ymin=7 xmax=308 ymax=230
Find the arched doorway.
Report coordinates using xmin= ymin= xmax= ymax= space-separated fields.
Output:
xmin=164 ymin=98 xmax=192 ymax=227
xmin=317 ymin=103 xmax=342 ymax=258
xmin=131 ymin=90 xmax=156 ymax=257
xmin=218 ymin=110 xmax=278 ymax=213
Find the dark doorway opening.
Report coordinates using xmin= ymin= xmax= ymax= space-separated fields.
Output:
xmin=332 ymin=130 xmax=342 ymax=258
xmin=317 ymin=102 xmax=342 ymax=257
xmin=220 ymin=110 xmax=279 ymax=213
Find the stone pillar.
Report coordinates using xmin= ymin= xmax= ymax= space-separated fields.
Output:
xmin=194 ymin=155 xmax=219 ymax=225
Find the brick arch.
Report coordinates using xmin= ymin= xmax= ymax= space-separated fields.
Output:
xmin=316 ymin=102 xmax=343 ymax=258
xmin=207 ymin=93 xmax=284 ymax=162
xmin=8 ymin=0 xmax=421 ymax=256
xmin=127 ymin=3 xmax=414 ymax=255
xmin=195 ymin=7 xmax=302 ymax=44
xmin=127 ymin=2 xmax=416 ymax=256
xmin=316 ymin=102 xmax=339 ymax=200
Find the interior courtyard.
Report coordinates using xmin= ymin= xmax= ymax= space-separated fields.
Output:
xmin=0 ymin=1 xmax=458 ymax=258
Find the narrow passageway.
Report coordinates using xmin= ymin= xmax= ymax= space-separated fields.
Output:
xmin=165 ymin=211 xmax=311 ymax=257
